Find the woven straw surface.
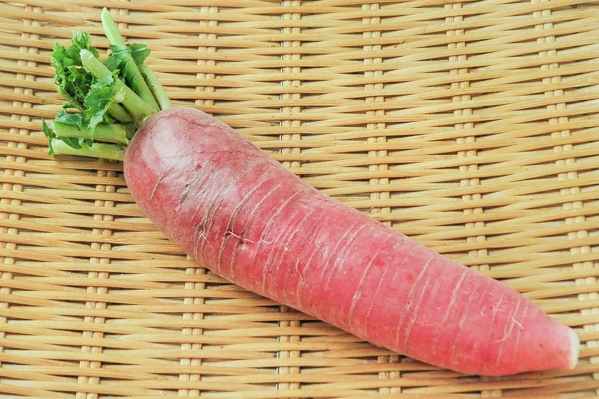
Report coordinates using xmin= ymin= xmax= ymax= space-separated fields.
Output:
xmin=1 ymin=1 xmax=599 ymax=398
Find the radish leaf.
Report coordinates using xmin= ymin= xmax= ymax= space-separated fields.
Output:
xmin=44 ymin=8 xmax=171 ymax=160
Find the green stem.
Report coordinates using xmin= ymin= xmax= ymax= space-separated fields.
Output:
xmin=101 ymin=8 xmax=160 ymax=110
xmin=46 ymin=8 xmax=173 ymax=162
xmin=55 ymin=64 xmax=131 ymax=124
xmin=80 ymin=49 xmax=156 ymax=124
xmin=53 ymin=121 xmax=133 ymax=145
xmin=51 ymin=139 xmax=125 ymax=161
xmin=107 ymin=103 xmax=134 ymax=123
xmin=139 ymin=63 xmax=172 ymax=110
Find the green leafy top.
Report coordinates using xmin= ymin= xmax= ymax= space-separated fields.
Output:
xmin=51 ymin=32 xmax=99 ymax=113
xmin=45 ymin=8 xmax=171 ymax=161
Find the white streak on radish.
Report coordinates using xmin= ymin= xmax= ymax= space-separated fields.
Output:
xmin=447 ymin=276 xmax=492 ymax=371
xmin=196 ymin=157 xmax=263 ymax=271
xmin=398 ymin=255 xmax=434 ymax=355
xmin=226 ymin=181 xmax=284 ymax=281
xmin=321 ymin=224 xmax=367 ymax=293
xmin=438 ymin=268 xmax=469 ymax=327
xmin=216 ymin=176 xmax=279 ymax=275
xmin=361 ymin=238 xmax=408 ymax=340
xmin=495 ymin=298 xmax=527 ymax=368
xmin=257 ymin=189 xmax=305 ymax=296
xmin=262 ymin=207 xmax=320 ymax=301
xmin=347 ymin=248 xmax=381 ymax=337
xmin=289 ymin=218 xmax=355 ymax=309
xmin=150 ymin=170 xmax=166 ymax=200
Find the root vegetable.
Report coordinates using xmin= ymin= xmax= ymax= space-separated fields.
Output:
xmin=124 ymin=107 xmax=579 ymax=376
xmin=44 ymin=8 xmax=580 ymax=376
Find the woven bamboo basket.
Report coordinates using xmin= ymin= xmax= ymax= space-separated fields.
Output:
xmin=1 ymin=1 xmax=599 ymax=398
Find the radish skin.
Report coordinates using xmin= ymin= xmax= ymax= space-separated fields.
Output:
xmin=124 ymin=107 xmax=579 ymax=376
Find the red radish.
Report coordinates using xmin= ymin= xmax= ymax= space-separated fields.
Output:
xmin=45 ymin=10 xmax=579 ymax=376
xmin=123 ymin=107 xmax=579 ymax=376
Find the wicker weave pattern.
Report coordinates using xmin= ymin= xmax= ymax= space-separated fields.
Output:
xmin=1 ymin=1 xmax=599 ymax=397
